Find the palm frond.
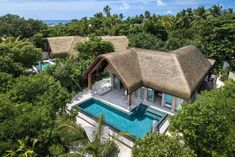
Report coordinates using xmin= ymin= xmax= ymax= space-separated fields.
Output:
xmin=95 ymin=114 xmax=104 ymax=140
xmin=57 ymin=120 xmax=89 ymax=146
xmin=32 ymin=139 xmax=38 ymax=149
xmin=4 ymin=150 xmax=16 ymax=157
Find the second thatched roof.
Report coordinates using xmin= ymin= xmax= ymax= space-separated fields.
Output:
xmin=85 ymin=45 xmax=215 ymax=99
xmin=46 ymin=35 xmax=129 ymax=57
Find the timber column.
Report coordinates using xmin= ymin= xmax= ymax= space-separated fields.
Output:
xmin=88 ymin=73 xmax=92 ymax=91
xmin=171 ymin=96 xmax=176 ymax=111
xmin=161 ymin=93 xmax=166 ymax=107
xmin=128 ymin=93 xmax=132 ymax=106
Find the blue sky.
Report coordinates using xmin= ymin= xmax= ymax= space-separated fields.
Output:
xmin=0 ymin=0 xmax=234 ymax=20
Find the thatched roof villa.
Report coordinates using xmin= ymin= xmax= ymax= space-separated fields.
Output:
xmin=84 ymin=45 xmax=216 ymax=112
xmin=46 ymin=35 xmax=216 ymax=113
xmin=45 ymin=36 xmax=128 ymax=58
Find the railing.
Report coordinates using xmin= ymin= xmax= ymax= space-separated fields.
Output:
xmin=157 ymin=114 xmax=169 ymax=132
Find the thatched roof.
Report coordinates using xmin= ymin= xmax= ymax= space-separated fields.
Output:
xmin=46 ymin=36 xmax=128 ymax=57
xmin=101 ymin=36 xmax=129 ymax=52
xmin=47 ymin=36 xmax=86 ymax=57
xmin=85 ymin=45 xmax=215 ymax=99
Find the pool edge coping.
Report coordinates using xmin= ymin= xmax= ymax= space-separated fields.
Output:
xmin=74 ymin=96 xmax=135 ymax=115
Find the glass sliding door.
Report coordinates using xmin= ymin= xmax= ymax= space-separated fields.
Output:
xmin=147 ymin=88 xmax=154 ymax=102
xmin=113 ymin=76 xmax=120 ymax=90
xmin=140 ymin=87 xmax=145 ymax=99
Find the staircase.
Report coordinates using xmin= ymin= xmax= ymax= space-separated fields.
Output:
xmin=145 ymin=107 xmax=166 ymax=121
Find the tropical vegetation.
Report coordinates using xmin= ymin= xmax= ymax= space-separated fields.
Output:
xmin=57 ymin=114 xmax=119 ymax=157
xmin=170 ymin=80 xmax=235 ymax=157
xmin=76 ymin=35 xmax=114 ymax=60
xmin=0 ymin=4 xmax=235 ymax=157
xmin=132 ymin=133 xmax=196 ymax=157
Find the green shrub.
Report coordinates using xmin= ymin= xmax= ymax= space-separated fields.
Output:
xmin=220 ymin=69 xmax=229 ymax=81
xmin=133 ymin=133 xmax=196 ymax=157
xmin=170 ymin=81 xmax=235 ymax=156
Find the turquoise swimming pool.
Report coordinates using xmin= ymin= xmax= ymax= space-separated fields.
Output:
xmin=75 ymin=99 xmax=167 ymax=138
xmin=39 ymin=62 xmax=50 ymax=71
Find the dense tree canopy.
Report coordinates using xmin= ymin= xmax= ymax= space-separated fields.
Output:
xmin=0 ymin=73 xmax=72 ymax=156
xmin=46 ymin=58 xmax=93 ymax=92
xmin=0 ymin=40 xmax=42 ymax=76
xmin=31 ymin=32 xmax=47 ymax=49
xmin=132 ymin=133 xmax=196 ymax=157
xmin=193 ymin=13 xmax=235 ymax=62
xmin=128 ymin=32 xmax=165 ymax=51
xmin=0 ymin=14 xmax=47 ymax=38
xmin=0 ymin=72 xmax=13 ymax=92
xmin=170 ymin=81 xmax=235 ymax=157
xmin=76 ymin=36 xmax=114 ymax=60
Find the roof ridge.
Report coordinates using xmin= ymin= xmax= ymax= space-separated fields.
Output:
xmin=131 ymin=49 xmax=144 ymax=85
xmin=47 ymin=35 xmax=77 ymax=39
xmin=171 ymin=53 xmax=191 ymax=93
xmin=66 ymin=36 xmax=75 ymax=52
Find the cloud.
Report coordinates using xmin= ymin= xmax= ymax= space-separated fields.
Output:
xmin=166 ymin=10 xmax=173 ymax=14
xmin=157 ymin=0 xmax=166 ymax=6
xmin=119 ymin=2 xmax=130 ymax=10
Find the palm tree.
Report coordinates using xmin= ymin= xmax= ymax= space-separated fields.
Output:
xmin=144 ymin=11 xmax=151 ymax=19
xmin=103 ymin=5 xmax=111 ymax=17
xmin=5 ymin=137 xmax=38 ymax=157
xmin=209 ymin=4 xmax=223 ymax=16
xmin=57 ymin=119 xmax=89 ymax=150
xmin=159 ymin=15 xmax=175 ymax=32
xmin=80 ymin=114 xmax=118 ymax=157
xmin=57 ymin=115 xmax=124 ymax=157
xmin=194 ymin=6 xmax=207 ymax=19
xmin=176 ymin=9 xmax=193 ymax=29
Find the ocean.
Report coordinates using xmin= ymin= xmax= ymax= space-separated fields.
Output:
xmin=43 ymin=20 xmax=71 ymax=26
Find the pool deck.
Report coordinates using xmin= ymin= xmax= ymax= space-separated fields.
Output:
xmin=66 ymin=78 xmax=171 ymax=157
xmin=67 ymin=78 xmax=171 ymax=135
xmin=67 ymin=78 xmax=141 ymax=113
xmin=68 ymin=78 xmax=175 ymax=116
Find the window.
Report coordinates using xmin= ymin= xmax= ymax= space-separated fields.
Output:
xmin=165 ymin=94 xmax=173 ymax=108
xmin=147 ymin=88 xmax=153 ymax=102
xmin=175 ymin=97 xmax=183 ymax=111
xmin=140 ymin=87 xmax=145 ymax=99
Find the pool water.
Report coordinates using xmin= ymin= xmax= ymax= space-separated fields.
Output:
xmin=39 ymin=63 xmax=50 ymax=71
xmin=76 ymin=99 xmax=167 ymax=138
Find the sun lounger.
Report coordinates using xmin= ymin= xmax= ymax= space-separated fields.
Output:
xmin=97 ymin=86 xmax=111 ymax=96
